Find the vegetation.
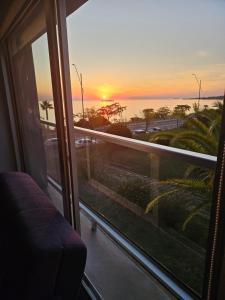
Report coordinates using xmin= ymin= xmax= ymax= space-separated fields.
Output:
xmin=89 ymin=115 xmax=110 ymax=128
xmin=97 ymin=102 xmax=126 ymax=121
xmin=118 ymin=178 xmax=150 ymax=208
xmin=130 ymin=116 xmax=143 ymax=123
xmin=75 ymin=118 xmax=93 ymax=129
xmin=106 ymin=123 xmax=132 ymax=138
xmin=143 ymin=108 xmax=154 ymax=131
xmin=151 ymin=106 xmax=221 ymax=155
xmin=146 ymin=103 xmax=223 ymax=229
xmin=155 ymin=106 xmax=171 ymax=119
xmin=74 ymin=102 xmax=126 ymax=128
xmin=40 ymin=100 xmax=54 ymax=120
xmin=172 ymin=104 xmax=191 ymax=119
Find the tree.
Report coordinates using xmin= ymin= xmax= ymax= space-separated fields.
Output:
xmin=173 ymin=104 xmax=191 ymax=118
xmin=75 ymin=118 xmax=93 ymax=129
xmin=130 ymin=116 xmax=143 ymax=123
xmin=40 ymin=100 xmax=54 ymax=120
xmin=151 ymin=112 xmax=219 ymax=155
xmin=147 ymin=107 xmax=222 ymax=229
xmin=143 ymin=108 xmax=154 ymax=131
xmin=89 ymin=115 xmax=110 ymax=128
xmin=192 ymin=102 xmax=200 ymax=114
xmin=106 ymin=123 xmax=132 ymax=138
xmin=146 ymin=178 xmax=212 ymax=230
xmin=173 ymin=104 xmax=191 ymax=127
xmin=73 ymin=107 xmax=110 ymax=128
xmin=155 ymin=106 xmax=171 ymax=119
xmin=212 ymin=100 xmax=223 ymax=112
xmin=97 ymin=102 xmax=126 ymax=121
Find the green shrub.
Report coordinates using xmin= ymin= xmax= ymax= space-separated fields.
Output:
xmin=118 ymin=178 xmax=150 ymax=208
xmin=106 ymin=123 xmax=132 ymax=138
xmin=75 ymin=118 xmax=93 ymax=129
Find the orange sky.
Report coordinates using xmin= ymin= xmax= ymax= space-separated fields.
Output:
xmin=32 ymin=0 xmax=225 ymax=101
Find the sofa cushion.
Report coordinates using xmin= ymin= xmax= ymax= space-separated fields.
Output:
xmin=0 ymin=172 xmax=87 ymax=300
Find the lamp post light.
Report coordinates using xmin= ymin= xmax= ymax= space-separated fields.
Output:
xmin=72 ymin=64 xmax=85 ymax=119
xmin=192 ymin=73 xmax=202 ymax=110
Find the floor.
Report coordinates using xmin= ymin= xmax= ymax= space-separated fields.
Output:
xmin=80 ymin=212 xmax=175 ymax=300
xmin=47 ymin=182 xmax=175 ymax=300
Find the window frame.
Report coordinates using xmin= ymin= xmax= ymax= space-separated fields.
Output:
xmin=1 ymin=0 xmax=225 ymax=299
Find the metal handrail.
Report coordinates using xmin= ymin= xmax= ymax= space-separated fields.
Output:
xmin=40 ymin=119 xmax=217 ymax=169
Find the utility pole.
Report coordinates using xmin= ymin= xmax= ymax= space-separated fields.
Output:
xmin=72 ymin=64 xmax=85 ymax=119
xmin=192 ymin=73 xmax=201 ymax=110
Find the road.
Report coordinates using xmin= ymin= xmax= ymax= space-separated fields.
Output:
xmin=127 ymin=118 xmax=184 ymax=133
xmin=87 ymin=118 xmax=184 ymax=133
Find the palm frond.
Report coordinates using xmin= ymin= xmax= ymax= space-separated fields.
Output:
xmin=145 ymin=188 xmax=179 ymax=213
xmin=162 ymin=178 xmax=212 ymax=194
xmin=150 ymin=132 xmax=175 ymax=142
xmin=40 ymin=100 xmax=54 ymax=110
xmin=185 ymin=118 xmax=209 ymax=135
xmin=182 ymin=201 xmax=211 ymax=230
xmin=170 ymin=131 xmax=217 ymax=155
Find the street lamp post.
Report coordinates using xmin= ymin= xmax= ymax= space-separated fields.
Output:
xmin=192 ymin=73 xmax=201 ymax=110
xmin=72 ymin=64 xmax=85 ymax=119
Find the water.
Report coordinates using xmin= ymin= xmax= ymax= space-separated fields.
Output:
xmin=40 ymin=98 xmax=221 ymax=122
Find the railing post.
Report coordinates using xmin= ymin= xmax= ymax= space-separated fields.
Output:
xmin=85 ymin=138 xmax=91 ymax=181
xmin=150 ymin=153 xmax=160 ymax=225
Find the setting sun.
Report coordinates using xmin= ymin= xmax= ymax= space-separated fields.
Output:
xmin=97 ymin=84 xmax=116 ymax=99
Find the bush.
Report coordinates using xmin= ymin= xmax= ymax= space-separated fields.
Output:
xmin=89 ymin=116 xmax=110 ymax=128
xmin=118 ymin=178 xmax=150 ymax=208
xmin=75 ymin=118 xmax=93 ymax=129
xmin=106 ymin=123 xmax=132 ymax=138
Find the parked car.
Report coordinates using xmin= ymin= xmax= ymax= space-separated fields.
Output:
xmin=152 ymin=127 xmax=161 ymax=131
xmin=75 ymin=137 xmax=99 ymax=148
xmin=147 ymin=128 xmax=154 ymax=133
xmin=134 ymin=129 xmax=146 ymax=134
xmin=45 ymin=137 xmax=100 ymax=150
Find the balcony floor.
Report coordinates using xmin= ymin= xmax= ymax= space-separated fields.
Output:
xmin=80 ymin=212 xmax=175 ymax=300
xmin=47 ymin=182 xmax=175 ymax=299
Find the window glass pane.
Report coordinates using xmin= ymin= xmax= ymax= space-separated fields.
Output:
xmin=32 ymin=34 xmax=61 ymax=185
xmin=75 ymin=135 xmax=215 ymax=295
xmin=68 ymin=0 xmax=224 ymax=297
xmin=9 ymin=3 xmax=63 ymax=213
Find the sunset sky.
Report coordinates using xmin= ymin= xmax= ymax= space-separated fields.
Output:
xmin=33 ymin=0 xmax=225 ymax=100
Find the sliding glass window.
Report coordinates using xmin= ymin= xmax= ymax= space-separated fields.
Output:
xmin=7 ymin=1 xmax=66 ymax=213
xmin=67 ymin=0 xmax=225 ymax=298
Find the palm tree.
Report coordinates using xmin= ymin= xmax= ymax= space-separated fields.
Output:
xmin=151 ymin=110 xmax=220 ymax=155
xmin=40 ymin=100 xmax=54 ymax=120
xmin=146 ymin=177 xmax=213 ymax=230
xmin=146 ymin=107 xmax=222 ymax=229
xmin=143 ymin=108 xmax=154 ymax=131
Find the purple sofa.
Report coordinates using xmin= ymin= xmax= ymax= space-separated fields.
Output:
xmin=0 ymin=172 xmax=86 ymax=300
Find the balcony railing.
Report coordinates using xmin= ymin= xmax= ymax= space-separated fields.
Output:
xmin=40 ymin=119 xmax=217 ymax=299
xmin=40 ymin=120 xmax=216 ymax=169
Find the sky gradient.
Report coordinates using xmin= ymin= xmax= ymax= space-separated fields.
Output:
xmin=33 ymin=0 xmax=225 ymax=100
xmin=67 ymin=0 xmax=225 ymax=100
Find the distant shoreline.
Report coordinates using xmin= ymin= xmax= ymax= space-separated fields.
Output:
xmin=72 ymin=96 xmax=224 ymax=101
xmin=183 ymin=96 xmax=224 ymax=100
